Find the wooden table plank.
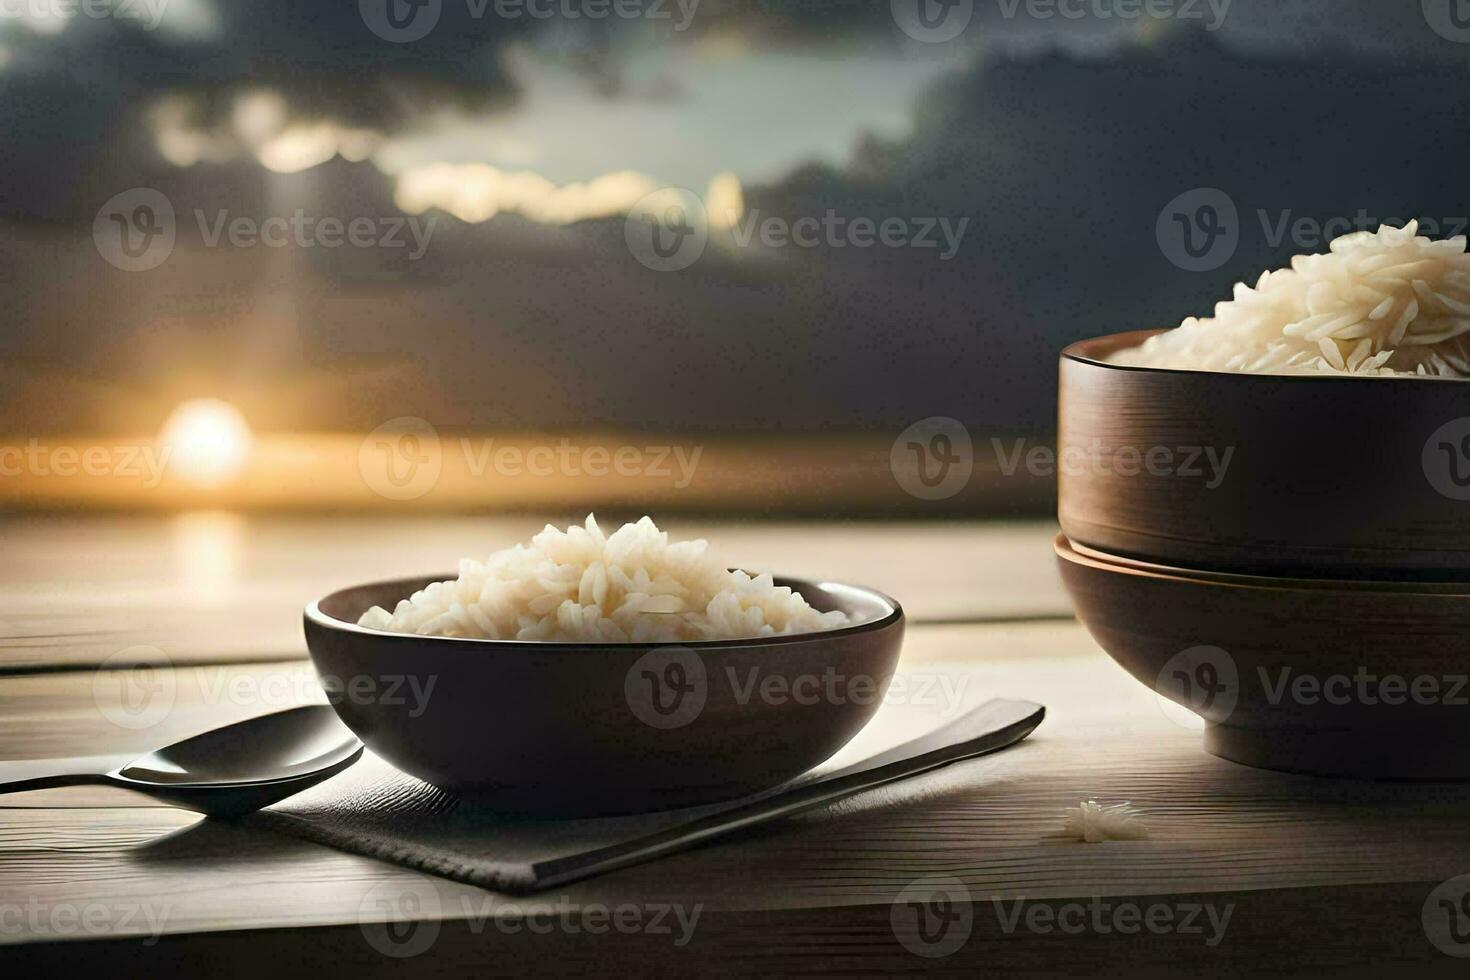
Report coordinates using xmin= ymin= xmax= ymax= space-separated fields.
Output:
xmin=5 ymin=883 xmax=1456 ymax=978
xmin=0 ymin=515 xmax=1068 ymax=671
xmin=6 ymin=622 xmax=1470 ymax=950
xmin=5 ymin=517 xmax=1467 ymax=973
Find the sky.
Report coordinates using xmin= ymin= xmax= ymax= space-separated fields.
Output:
xmin=3 ymin=0 xmax=1470 ymax=442
xmin=5 ymin=0 xmax=1460 ymax=220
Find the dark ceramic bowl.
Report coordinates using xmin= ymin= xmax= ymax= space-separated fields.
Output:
xmin=1060 ymin=330 xmax=1470 ymax=578
xmin=1057 ymin=534 xmax=1470 ymax=778
xmin=304 ymin=574 xmax=904 ymax=814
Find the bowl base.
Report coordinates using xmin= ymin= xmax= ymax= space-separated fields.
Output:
xmin=1205 ymin=723 xmax=1470 ymax=780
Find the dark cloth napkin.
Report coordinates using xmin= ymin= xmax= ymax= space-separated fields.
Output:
xmin=248 ymin=698 xmax=1042 ymax=894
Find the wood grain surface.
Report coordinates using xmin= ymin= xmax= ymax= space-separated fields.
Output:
xmin=1 ymin=518 xmax=1466 ymax=974
xmin=0 ymin=515 xmax=1070 ymax=671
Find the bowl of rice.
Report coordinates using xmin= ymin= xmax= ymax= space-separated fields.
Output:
xmin=304 ymin=516 xmax=904 ymax=813
xmin=1059 ymin=221 xmax=1470 ymax=577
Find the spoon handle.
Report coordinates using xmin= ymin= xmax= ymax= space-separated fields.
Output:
xmin=0 ymin=756 xmax=131 ymax=795
xmin=527 ymin=697 xmax=1045 ymax=892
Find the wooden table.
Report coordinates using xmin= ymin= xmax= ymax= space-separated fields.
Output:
xmin=2 ymin=515 xmax=1467 ymax=976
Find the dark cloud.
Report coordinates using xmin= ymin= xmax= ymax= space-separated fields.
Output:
xmin=5 ymin=3 xmax=1470 ymax=441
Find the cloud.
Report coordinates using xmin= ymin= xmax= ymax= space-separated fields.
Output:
xmin=393 ymin=162 xmax=737 ymax=226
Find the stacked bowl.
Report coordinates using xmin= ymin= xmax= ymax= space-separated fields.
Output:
xmin=1056 ymin=331 xmax=1470 ymax=777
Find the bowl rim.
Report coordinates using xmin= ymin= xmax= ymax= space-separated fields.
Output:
xmin=305 ymin=572 xmax=904 ymax=651
xmin=1063 ymin=329 xmax=1469 ymax=385
xmin=1056 ymin=534 xmax=1470 ymax=597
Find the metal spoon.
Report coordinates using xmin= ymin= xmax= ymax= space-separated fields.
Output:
xmin=0 ymin=705 xmax=362 ymax=817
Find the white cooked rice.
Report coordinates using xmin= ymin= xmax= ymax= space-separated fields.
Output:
xmin=1111 ymin=220 xmax=1470 ymax=377
xmin=356 ymin=515 xmax=853 ymax=642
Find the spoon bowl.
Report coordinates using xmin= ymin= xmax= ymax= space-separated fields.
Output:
xmin=0 ymin=705 xmax=363 ymax=817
